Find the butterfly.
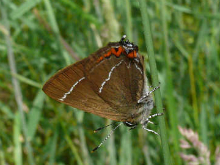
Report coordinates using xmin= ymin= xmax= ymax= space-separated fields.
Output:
xmin=43 ymin=35 xmax=162 ymax=152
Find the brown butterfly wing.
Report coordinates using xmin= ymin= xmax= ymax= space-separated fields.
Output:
xmin=43 ymin=43 xmax=146 ymax=121
xmin=85 ymin=54 xmax=145 ymax=114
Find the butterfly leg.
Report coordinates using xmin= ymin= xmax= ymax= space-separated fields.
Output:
xmin=129 ymin=125 xmax=138 ymax=130
xmin=148 ymin=121 xmax=155 ymax=125
xmin=138 ymin=85 xmax=160 ymax=103
xmin=148 ymin=82 xmax=161 ymax=88
xmin=142 ymin=126 xmax=159 ymax=135
xmin=142 ymin=118 xmax=159 ymax=135
xmin=142 ymin=113 xmax=163 ymax=126
xmin=141 ymin=112 xmax=163 ymax=135
xmin=123 ymin=121 xmax=138 ymax=130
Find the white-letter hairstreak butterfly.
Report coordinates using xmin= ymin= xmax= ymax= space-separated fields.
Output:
xmin=42 ymin=35 xmax=162 ymax=152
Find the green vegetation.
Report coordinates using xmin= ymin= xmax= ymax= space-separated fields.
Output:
xmin=1 ymin=0 xmax=219 ymax=164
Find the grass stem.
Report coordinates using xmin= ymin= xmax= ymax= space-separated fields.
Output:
xmin=138 ymin=0 xmax=172 ymax=164
xmin=1 ymin=1 xmax=35 ymax=164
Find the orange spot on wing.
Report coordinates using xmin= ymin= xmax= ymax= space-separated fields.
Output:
xmin=104 ymin=51 xmax=111 ymax=57
xmin=97 ymin=56 xmax=103 ymax=63
xmin=133 ymin=51 xmax=137 ymax=58
xmin=97 ymin=46 xmax=129 ymax=63
xmin=111 ymin=46 xmax=124 ymax=57
xmin=97 ymin=50 xmax=111 ymax=63
xmin=111 ymin=48 xmax=117 ymax=55
xmin=127 ymin=52 xmax=134 ymax=58
xmin=115 ymin=46 xmax=123 ymax=56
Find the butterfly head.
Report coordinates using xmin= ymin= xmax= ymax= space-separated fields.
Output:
xmin=119 ymin=35 xmax=139 ymax=54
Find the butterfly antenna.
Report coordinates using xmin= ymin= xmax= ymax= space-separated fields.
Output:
xmin=93 ymin=122 xmax=117 ymax=133
xmin=92 ymin=122 xmax=123 ymax=153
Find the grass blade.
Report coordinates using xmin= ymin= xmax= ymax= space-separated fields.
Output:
xmin=0 ymin=101 xmax=14 ymax=119
xmin=138 ymin=0 xmax=172 ymax=164
xmin=48 ymin=129 xmax=58 ymax=165
xmin=1 ymin=1 xmax=35 ymax=164
xmin=74 ymin=111 xmax=94 ymax=165
xmin=0 ymin=138 xmax=6 ymax=165
xmin=160 ymin=0 xmax=180 ymax=163
xmin=27 ymin=90 xmax=45 ymax=140
xmin=43 ymin=0 xmax=68 ymax=63
xmin=13 ymin=112 xmax=22 ymax=165
xmin=10 ymin=0 xmax=41 ymax=19
xmin=65 ymin=135 xmax=84 ymax=165
xmin=11 ymin=73 xmax=42 ymax=89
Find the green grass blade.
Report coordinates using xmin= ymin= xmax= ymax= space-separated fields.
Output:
xmin=48 ymin=129 xmax=58 ymax=165
xmin=65 ymin=135 xmax=84 ymax=165
xmin=0 ymin=69 xmax=41 ymax=89
xmin=138 ymin=0 xmax=172 ymax=164
xmin=74 ymin=110 xmax=94 ymax=165
xmin=11 ymin=73 xmax=42 ymax=89
xmin=1 ymin=1 xmax=35 ymax=164
xmin=13 ymin=112 xmax=22 ymax=165
xmin=119 ymin=126 xmax=132 ymax=165
xmin=125 ymin=0 xmax=132 ymax=40
xmin=43 ymin=0 xmax=60 ymax=35
xmin=174 ymin=41 xmax=199 ymax=127
xmin=0 ymin=138 xmax=6 ymax=165
xmin=160 ymin=0 xmax=180 ymax=163
xmin=27 ymin=90 xmax=45 ymax=140
xmin=200 ymin=103 xmax=208 ymax=146
xmin=107 ymin=120 xmax=117 ymax=165
xmin=165 ymin=2 xmax=192 ymax=14
xmin=0 ymin=101 xmax=14 ymax=119
xmin=43 ymin=0 xmax=67 ymax=62
xmin=61 ymin=0 xmax=100 ymax=25
xmin=10 ymin=0 xmax=42 ymax=19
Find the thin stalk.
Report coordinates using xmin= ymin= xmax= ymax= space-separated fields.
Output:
xmin=119 ymin=126 xmax=132 ymax=165
xmin=107 ymin=120 xmax=117 ymax=165
xmin=200 ymin=103 xmax=208 ymax=145
xmin=14 ymin=113 xmax=22 ymax=165
xmin=160 ymin=0 xmax=180 ymax=163
xmin=138 ymin=0 xmax=172 ymax=164
xmin=0 ymin=138 xmax=6 ymax=165
xmin=125 ymin=0 xmax=132 ymax=39
xmin=49 ymin=128 xmax=58 ymax=165
xmin=101 ymin=0 xmax=120 ymax=40
xmin=1 ymin=1 xmax=35 ymax=164
xmin=75 ymin=111 xmax=94 ymax=165
xmin=43 ymin=0 xmax=68 ymax=63
xmin=194 ymin=18 xmax=208 ymax=144
xmin=173 ymin=39 xmax=199 ymax=128
xmin=65 ymin=135 xmax=84 ymax=165
xmin=188 ymin=56 xmax=199 ymax=127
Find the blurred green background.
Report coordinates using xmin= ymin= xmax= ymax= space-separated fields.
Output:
xmin=0 ymin=0 xmax=220 ymax=165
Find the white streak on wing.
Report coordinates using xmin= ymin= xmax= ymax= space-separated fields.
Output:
xmin=59 ymin=77 xmax=85 ymax=101
xmin=134 ymin=63 xmax=143 ymax=74
xmin=99 ymin=60 xmax=123 ymax=93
